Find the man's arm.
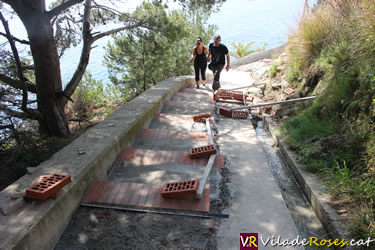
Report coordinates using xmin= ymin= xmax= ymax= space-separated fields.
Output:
xmin=226 ymin=53 xmax=230 ymax=71
xmin=207 ymin=46 xmax=211 ymax=62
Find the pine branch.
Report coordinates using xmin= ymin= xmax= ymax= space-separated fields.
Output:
xmin=0 ymin=74 xmax=37 ymax=93
xmin=46 ymin=0 xmax=84 ymax=19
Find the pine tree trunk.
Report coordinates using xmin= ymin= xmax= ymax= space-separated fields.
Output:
xmin=11 ymin=1 xmax=69 ymax=136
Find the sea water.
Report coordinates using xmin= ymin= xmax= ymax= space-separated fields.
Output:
xmin=2 ymin=0 xmax=317 ymax=85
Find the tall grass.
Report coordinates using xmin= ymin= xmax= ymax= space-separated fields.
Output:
xmin=283 ymin=0 xmax=375 ymax=238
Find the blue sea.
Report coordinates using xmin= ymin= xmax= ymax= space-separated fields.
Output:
xmin=4 ymin=0 xmax=318 ymax=85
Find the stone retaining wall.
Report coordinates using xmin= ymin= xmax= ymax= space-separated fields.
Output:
xmin=231 ymin=45 xmax=286 ymax=69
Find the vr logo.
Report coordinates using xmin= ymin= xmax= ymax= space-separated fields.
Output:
xmin=240 ymin=233 xmax=258 ymax=250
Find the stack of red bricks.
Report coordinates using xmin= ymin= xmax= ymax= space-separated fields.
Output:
xmin=219 ymin=107 xmax=248 ymax=119
xmin=215 ymin=90 xmax=252 ymax=104
xmin=192 ymin=113 xmax=211 ymax=123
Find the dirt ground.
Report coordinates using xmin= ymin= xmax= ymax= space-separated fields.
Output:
xmin=56 ymin=208 xmax=217 ymax=249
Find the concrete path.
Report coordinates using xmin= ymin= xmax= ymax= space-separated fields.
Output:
xmin=216 ymin=71 xmax=302 ymax=249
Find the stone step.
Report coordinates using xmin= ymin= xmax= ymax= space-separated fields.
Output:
xmin=108 ymin=162 xmax=222 ymax=199
xmin=161 ymin=100 xmax=216 ymax=115
xmin=134 ymin=129 xmax=209 ymax=151
xmin=180 ymin=87 xmax=213 ymax=95
xmin=171 ymin=93 xmax=212 ymax=103
xmin=117 ymin=148 xmax=224 ymax=169
xmin=149 ymin=113 xmax=208 ymax=132
xmin=82 ymin=180 xmax=210 ymax=212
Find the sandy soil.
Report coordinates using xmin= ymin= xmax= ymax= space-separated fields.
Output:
xmin=56 ymin=207 xmax=218 ymax=249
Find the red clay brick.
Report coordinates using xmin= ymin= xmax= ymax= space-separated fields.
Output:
xmin=284 ymin=87 xmax=295 ymax=95
xmin=161 ymin=197 xmax=170 ymax=209
xmin=264 ymin=105 xmax=272 ymax=114
xmin=192 ymin=196 xmax=202 ymax=211
xmin=193 ymin=113 xmax=211 ymax=122
xmin=194 ymin=157 xmax=201 ymax=166
xmin=171 ymin=151 xmax=178 ymax=164
xmin=159 ymin=151 xmax=170 ymax=165
xmin=184 ymin=198 xmax=194 ymax=211
xmin=189 ymin=144 xmax=217 ymax=158
xmin=154 ymin=150 xmax=163 ymax=165
xmin=232 ymin=110 xmax=248 ymax=119
xmin=166 ymin=151 xmax=174 ymax=164
xmin=217 ymin=90 xmax=233 ymax=99
xmin=120 ymin=182 xmax=136 ymax=206
xmin=219 ymin=107 xmax=233 ymax=118
xmin=189 ymin=156 xmax=194 ymax=166
xmin=233 ymin=93 xmax=244 ymax=101
xmin=219 ymin=155 xmax=224 ymax=169
xmin=177 ymin=152 xmax=184 ymax=164
xmin=144 ymin=186 xmax=159 ymax=208
xmin=177 ymin=199 xmax=185 ymax=209
xmin=114 ymin=183 xmax=130 ymax=204
xmin=191 ymin=132 xmax=208 ymax=141
xmin=25 ymin=174 xmax=71 ymax=201
xmin=90 ymin=181 xmax=107 ymax=203
xmin=136 ymin=184 xmax=151 ymax=206
xmin=153 ymin=188 xmax=163 ymax=208
xmin=183 ymin=152 xmax=190 ymax=165
xmin=119 ymin=148 xmax=135 ymax=161
xmin=83 ymin=180 xmax=100 ymax=203
xmin=216 ymin=98 xmax=244 ymax=105
xmin=106 ymin=182 xmax=122 ymax=204
xmin=128 ymin=183 xmax=144 ymax=206
xmin=98 ymin=182 xmax=112 ymax=203
xmin=194 ymin=118 xmax=206 ymax=123
xmin=202 ymin=189 xmax=210 ymax=212
xmin=83 ymin=181 xmax=210 ymax=213
xmin=169 ymin=199 xmax=178 ymax=209
xmin=161 ymin=180 xmax=199 ymax=199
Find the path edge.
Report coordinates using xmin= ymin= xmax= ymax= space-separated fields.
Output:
xmin=263 ymin=116 xmax=350 ymax=243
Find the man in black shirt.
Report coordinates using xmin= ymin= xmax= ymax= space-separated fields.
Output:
xmin=208 ymin=35 xmax=230 ymax=94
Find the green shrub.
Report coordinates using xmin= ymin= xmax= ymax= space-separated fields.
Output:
xmin=230 ymin=41 xmax=267 ymax=59
xmin=282 ymin=109 xmax=334 ymax=144
xmin=286 ymin=63 xmax=303 ymax=82
xmin=268 ymin=62 xmax=279 ymax=78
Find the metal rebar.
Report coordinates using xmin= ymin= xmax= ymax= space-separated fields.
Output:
xmin=230 ymin=96 xmax=316 ymax=111
xmin=196 ymin=119 xmax=217 ymax=199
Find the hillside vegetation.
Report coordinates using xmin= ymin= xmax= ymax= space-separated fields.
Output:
xmin=282 ymin=0 xmax=375 ymax=238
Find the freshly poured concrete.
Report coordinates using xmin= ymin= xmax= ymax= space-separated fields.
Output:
xmin=216 ymin=71 xmax=302 ymax=250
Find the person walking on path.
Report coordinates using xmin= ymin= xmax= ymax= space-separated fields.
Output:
xmin=208 ymin=35 xmax=230 ymax=96
xmin=189 ymin=37 xmax=209 ymax=89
